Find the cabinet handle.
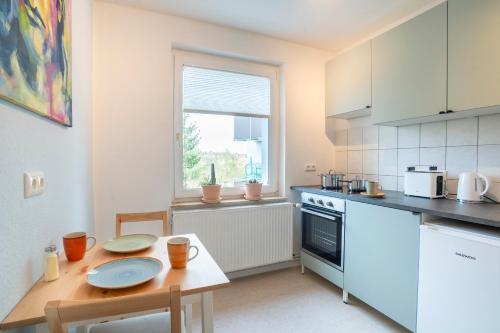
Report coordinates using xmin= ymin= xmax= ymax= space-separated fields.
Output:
xmin=438 ymin=111 xmax=446 ymax=114
xmin=366 ymin=105 xmax=371 ymax=109
xmin=446 ymin=110 xmax=454 ymax=113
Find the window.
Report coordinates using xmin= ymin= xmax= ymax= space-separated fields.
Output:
xmin=174 ymin=51 xmax=279 ymax=198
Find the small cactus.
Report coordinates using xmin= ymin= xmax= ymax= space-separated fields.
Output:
xmin=248 ymin=179 xmax=259 ymax=184
xmin=209 ymin=163 xmax=217 ymax=185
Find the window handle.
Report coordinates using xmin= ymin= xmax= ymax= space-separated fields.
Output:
xmin=176 ymin=133 xmax=181 ymax=148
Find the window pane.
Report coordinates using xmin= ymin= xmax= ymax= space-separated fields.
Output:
xmin=183 ymin=66 xmax=271 ymax=116
xmin=183 ymin=112 xmax=269 ymax=189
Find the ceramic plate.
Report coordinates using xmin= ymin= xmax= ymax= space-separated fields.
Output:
xmin=103 ymin=234 xmax=158 ymax=253
xmin=360 ymin=192 xmax=386 ymax=198
xmin=87 ymin=257 xmax=163 ymax=289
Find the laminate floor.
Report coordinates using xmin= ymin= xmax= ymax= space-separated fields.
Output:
xmin=192 ymin=266 xmax=409 ymax=333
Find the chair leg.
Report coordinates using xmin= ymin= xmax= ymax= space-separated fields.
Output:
xmin=184 ymin=304 xmax=193 ymax=333
xmin=201 ymin=292 xmax=214 ymax=333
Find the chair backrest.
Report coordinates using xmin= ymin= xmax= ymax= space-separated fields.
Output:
xmin=45 ymin=285 xmax=181 ymax=333
xmin=115 ymin=211 xmax=168 ymax=237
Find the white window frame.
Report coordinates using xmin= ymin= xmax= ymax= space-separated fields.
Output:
xmin=173 ymin=50 xmax=280 ymax=199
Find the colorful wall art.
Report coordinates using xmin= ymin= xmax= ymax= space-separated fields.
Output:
xmin=0 ymin=0 xmax=72 ymax=126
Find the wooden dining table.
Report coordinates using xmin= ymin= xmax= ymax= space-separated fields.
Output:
xmin=0 ymin=234 xmax=230 ymax=333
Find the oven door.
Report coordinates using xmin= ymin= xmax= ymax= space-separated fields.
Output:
xmin=301 ymin=204 xmax=344 ymax=270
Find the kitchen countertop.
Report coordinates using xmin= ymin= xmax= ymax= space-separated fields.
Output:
xmin=291 ymin=185 xmax=500 ymax=228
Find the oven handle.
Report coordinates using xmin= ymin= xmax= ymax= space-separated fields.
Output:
xmin=301 ymin=208 xmax=340 ymax=221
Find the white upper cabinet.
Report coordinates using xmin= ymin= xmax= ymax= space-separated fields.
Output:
xmin=371 ymin=3 xmax=447 ymax=125
xmin=325 ymin=41 xmax=372 ymax=119
xmin=448 ymin=0 xmax=500 ymax=112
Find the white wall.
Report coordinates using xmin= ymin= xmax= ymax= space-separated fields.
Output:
xmin=93 ymin=2 xmax=334 ymax=241
xmin=0 ymin=0 xmax=93 ymax=329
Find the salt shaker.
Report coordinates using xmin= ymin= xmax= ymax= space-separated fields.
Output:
xmin=44 ymin=245 xmax=59 ymax=282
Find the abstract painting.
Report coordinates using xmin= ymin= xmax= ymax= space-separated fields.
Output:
xmin=0 ymin=0 xmax=72 ymax=126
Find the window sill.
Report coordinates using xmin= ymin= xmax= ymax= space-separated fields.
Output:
xmin=171 ymin=196 xmax=288 ymax=211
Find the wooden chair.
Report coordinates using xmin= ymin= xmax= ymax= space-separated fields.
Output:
xmin=115 ymin=211 xmax=169 ymax=237
xmin=45 ymin=285 xmax=182 ymax=333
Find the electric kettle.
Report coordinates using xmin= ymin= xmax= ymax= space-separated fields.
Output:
xmin=456 ymin=171 xmax=490 ymax=203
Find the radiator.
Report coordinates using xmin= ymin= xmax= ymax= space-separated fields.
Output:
xmin=172 ymin=203 xmax=293 ymax=273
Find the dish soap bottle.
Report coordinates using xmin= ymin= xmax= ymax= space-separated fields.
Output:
xmin=44 ymin=245 xmax=59 ymax=282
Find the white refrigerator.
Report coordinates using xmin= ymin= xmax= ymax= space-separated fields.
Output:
xmin=418 ymin=220 xmax=500 ymax=333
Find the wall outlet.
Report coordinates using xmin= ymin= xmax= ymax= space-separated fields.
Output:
xmin=304 ymin=163 xmax=316 ymax=172
xmin=24 ymin=171 xmax=45 ymax=198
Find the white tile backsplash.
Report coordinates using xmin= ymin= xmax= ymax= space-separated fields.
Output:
xmin=398 ymin=125 xmax=420 ymax=148
xmin=334 ymin=150 xmax=348 ymax=173
xmin=446 ymin=179 xmax=458 ymax=195
xmin=478 ymin=114 xmax=500 ymax=145
xmin=397 ymin=148 xmax=420 ymax=176
xmin=446 ymin=118 xmax=478 ymax=146
xmin=485 ymin=182 xmax=500 ymax=202
xmin=363 ymin=174 xmax=379 ymax=182
xmin=348 ymin=127 xmax=363 ymax=151
xmin=420 ymin=121 xmax=446 ymax=147
xmin=446 ymin=146 xmax=478 ymax=179
xmin=363 ymin=126 xmax=379 ymax=150
xmin=336 ymin=114 xmax=500 ymax=192
xmin=379 ymin=126 xmax=398 ymax=149
xmin=397 ymin=177 xmax=405 ymax=192
xmin=347 ymin=150 xmax=363 ymax=174
xmin=420 ymin=147 xmax=446 ymax=170
xmin=478 ymin=145 xmax=500 ymax=182
xmin=379 ymin=149 xmax=398 ymax=176
xmin=335 ymin=129 xmax=348 ymax=151
xmin=379 ymin=175 xmax=398 ymax=191
xmin=362 ymin=150 xmax=379 ymax=175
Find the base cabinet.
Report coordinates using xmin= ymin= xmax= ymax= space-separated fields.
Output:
xmin=344 ymin=201 xmax=420 ymax=332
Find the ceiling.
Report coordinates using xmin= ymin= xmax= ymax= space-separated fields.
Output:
xmin=102 ymin=0 xmax=440 ymax=52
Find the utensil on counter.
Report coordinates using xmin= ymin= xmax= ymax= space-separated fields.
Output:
xmin=103 ymin=234 xmax=158 ymax=253
xmin=87 ymin=257 xmax=163 ymax=289
xmin=319 ymin=170 xmax=345 ymax=190
xmin=360 ymin=192 xmax=386 ymax=198
xmin=347 ymin=176 xmax=368 ymax=193
xmin=457 ymin=171 xmax=490 ymax=203
xmin=366 ymin=181 xmax=383 ymax=196
xmin=167 ymin=237 xmax=199 ymax=269
xmin=63 ymin=232 xmax=96 ymax=262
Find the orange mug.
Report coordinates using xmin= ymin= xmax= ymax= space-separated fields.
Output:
xmin=167 ymin=237 xmax=199 ymax=269
xmin=63 ymin=232 xmax=96 ymax=262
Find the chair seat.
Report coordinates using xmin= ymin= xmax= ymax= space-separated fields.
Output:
xmin=89 ymin=312 xmax=185 ymax=333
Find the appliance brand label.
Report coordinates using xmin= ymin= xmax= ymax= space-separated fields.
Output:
xmin=455 ymin=252 xmax=476 ymax=261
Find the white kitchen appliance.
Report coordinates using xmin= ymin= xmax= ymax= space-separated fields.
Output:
xmin=404 ymin=166 xmax=446 ymax=199
xmin=417 ymin=220 xmax=500 ymax=333
xmin=457 ymin=171 xmax=490 ymax=203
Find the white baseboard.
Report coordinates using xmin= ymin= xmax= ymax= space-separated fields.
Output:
xmin=226 ymin=259 xmax=300 ymax=279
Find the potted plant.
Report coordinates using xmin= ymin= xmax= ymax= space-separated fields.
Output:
xmin=201 ymin=163 xmax=221 ymax=203
xmin=245 ymin=179 xmax=262 ymax=201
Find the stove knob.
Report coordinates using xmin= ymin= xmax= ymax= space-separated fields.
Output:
xmin=317 ymin=199 xmax=324 ymax=205
xmin=326 ymin=202 xmax=334 ymax=208
xmin=308 ymin=197 xmax=315 ymax=204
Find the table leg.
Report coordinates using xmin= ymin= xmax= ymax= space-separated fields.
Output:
xmin=184 ymin=303 xmax=193 ymax=333
xmin=201 ymin=291 xmax=214 ymax=333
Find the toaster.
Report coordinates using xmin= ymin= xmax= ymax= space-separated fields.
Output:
xmin=404 ymin=166 xmax=447 ymax=199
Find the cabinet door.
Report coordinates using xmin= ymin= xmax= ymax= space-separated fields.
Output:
xmin=448 ymin=0 xmax=500 ymax=112
xmin=345 ymin=201 xmax=420 ymax=332
xmin=326 ymin=41 xmax=371 ymax=118
xmin=372 ymin=3 xmax=447 ymax=124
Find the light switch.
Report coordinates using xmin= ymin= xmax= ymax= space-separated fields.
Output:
xmin=24 ymin=171 xmax=45 ymax=198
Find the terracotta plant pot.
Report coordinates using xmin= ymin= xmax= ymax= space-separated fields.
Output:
xmin=201 ymin=184 xmax=221 ymax=203
xmin=245 ymin=183 xmax=262 ymax=200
